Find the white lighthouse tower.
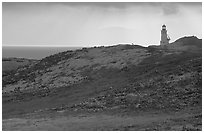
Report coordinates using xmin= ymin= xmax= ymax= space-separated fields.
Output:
xmin=160 ymin=24 xmax=170 ymax=45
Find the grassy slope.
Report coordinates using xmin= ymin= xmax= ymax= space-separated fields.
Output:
xmin=2 ymin=58 xmax=37 ymax=72
xmin=2 ymin=106 xmax=201 ymax=131
xmin=2 ymin=37 xmax=202 ymax=121
xmin=2 ymin=43 xmax=202 ymax=119
xmin=2 ymin=37 xmax=202 ymax=131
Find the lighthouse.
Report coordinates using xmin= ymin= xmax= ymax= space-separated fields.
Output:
xmin=160 ymin=25 xmax=170 ymax=45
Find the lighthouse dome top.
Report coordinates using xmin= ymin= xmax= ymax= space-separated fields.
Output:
xmin=162 ymin=24 xmax=167 ymax=30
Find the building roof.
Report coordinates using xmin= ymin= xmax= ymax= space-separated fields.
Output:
xmin=162 ymin=24 xmax=166 ymax=27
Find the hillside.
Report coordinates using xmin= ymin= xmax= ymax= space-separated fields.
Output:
xmin=2 ymin=57 xmax=38 ymax=72
xmin=2 ymin=36 xmax=202 ymax=131
xmin=2 ymin=57 xmax=38 ymax=80
xmin=2 ymin=45 xmax=149 ymax=91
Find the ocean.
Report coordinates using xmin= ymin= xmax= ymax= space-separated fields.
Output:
xmin=2 ymin=46 xmax=82 ymax=60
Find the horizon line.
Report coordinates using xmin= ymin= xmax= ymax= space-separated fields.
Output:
xmin=2 ymin=43 xmax=141 ymax=47
xmin=2 ymin=45 xmax=86 ymax=47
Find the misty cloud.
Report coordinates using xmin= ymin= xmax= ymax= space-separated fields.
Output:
xmin=2 ymin=2 xmax=202 ymax=47
xmin=161 ymin=3 xmax=179 ymax=15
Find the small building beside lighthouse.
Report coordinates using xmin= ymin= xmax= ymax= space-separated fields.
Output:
xmin=160 ymin=25 xmax=170 ymax=45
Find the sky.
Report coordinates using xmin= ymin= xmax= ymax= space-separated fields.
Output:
xmin=2 ymin=2 xmax=202 ymax=47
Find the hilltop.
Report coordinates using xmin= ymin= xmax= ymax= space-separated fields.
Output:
xmin=2 ymin=57 xmax=38 ymax=72
xmin=2 ymin=36 xmax=202 ymax=131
